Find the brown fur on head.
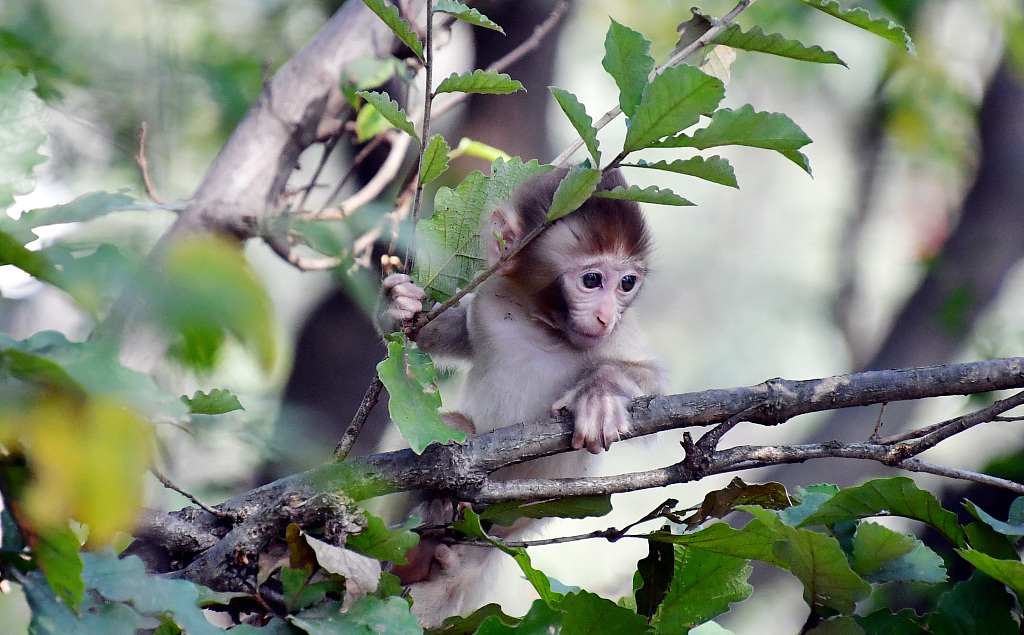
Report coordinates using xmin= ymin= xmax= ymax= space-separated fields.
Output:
xmin=493 ymin=168 xmax=652 ymax=297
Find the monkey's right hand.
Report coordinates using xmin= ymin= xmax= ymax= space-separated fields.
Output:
xmin=379 ymin=273 xmax=427 ymax=333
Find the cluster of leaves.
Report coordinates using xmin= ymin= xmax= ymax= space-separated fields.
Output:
xmin=418 ymin=476 xmax=1024 ymax=634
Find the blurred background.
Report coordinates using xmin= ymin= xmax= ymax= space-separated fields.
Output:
xmin=2 ymin=0 xmax=1023 ymax=631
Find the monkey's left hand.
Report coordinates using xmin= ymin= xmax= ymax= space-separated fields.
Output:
xmin=552 ymin=364 xmax=642 ymax=454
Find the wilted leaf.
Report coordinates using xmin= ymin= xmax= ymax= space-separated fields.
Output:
xmin=795 ymin=0 xmax=914 ymax=54
xmin=435 ymin=69 xmax=523 ymax=95
xmin=546 ymin=164 xmax=601 ymax=222
xmin=378 ymin=333 xmax=463 ymax=453
xmin=304 ymin=533 xmax=381 ymax=597
xmin=420 ymin=134 xmax=450 ymax=185
xmin=603 ymin=19 xmax=654 ymax=119
xmin=356 ymin=90 xmax=418 ymax=141
xmin=594 ymin=184 xmax=693 ymax=206
xmin=0 ymin=69 xmax=47 ymax=210
xmin=550 ymin=87 xmax=601 ymax=165
xmin=651 ymin=545 xmax=752 ymax=631
xmin=623 ymin=65 xmax=724 ymax=152
xmin=360 ymin=0 xmax=424 ymax=59
xmin=682 ymin=478 xmax=790 ymax=528
xmin=799 ymin=477 xmax=966 ymax=548
xmin=635 ymin=534 xmax=674 ymax=619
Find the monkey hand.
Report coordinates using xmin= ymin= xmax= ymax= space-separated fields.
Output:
xmin=552 ymin=364 xmax=642 ymax=454
xmin=381 ymin=273 xmax=427 ymax=332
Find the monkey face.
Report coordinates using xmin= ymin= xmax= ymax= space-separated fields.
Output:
xmin=557 ymin=255 xmax=645 ymax=349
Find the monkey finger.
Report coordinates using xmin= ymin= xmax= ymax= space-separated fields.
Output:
xmin=382 ymin=273 xmax=413 ymax=290
xmin=392 ymin=294 xmax=425 ymax=314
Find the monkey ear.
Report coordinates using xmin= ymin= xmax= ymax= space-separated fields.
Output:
xmin=485 ymin=204 xmax=523 ymax=267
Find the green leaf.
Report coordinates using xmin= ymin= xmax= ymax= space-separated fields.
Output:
xmin=378 ymin=333 xmax=463 ymax=453
xmin=435 ymin=69 xmax=522 ymax=95
xmin=648 ymin=520 xmax=784 ymax=568
xmin=651 ymin=545 xmax=752 ymax=631
xmin=0 ymin=228 xmax=63 ymax=287
xmin=557 ymin=590 xmax=652 ymax=635
xmin=146 ymin=235 xmax=277 ymax=372
xmin=281 ymin=566 xmax=327 ymax=611
xmin=799 ymin=477 xmax=966 ymax=548
xmin=346 ymin=510 xmax=420 ymax=565
xmin=781 ymin=484 xmax=839 ymax=526
xmin=714 ymin=24 xmax=846 ymax=66
xmin=594 ymin=184 xmax=694 ymax=207
xmin=629 ymin=157 xmax=737 ymax=188
xmin=546 ymin=165 xmax=602 ymax=222
xmin=927 ymin=570 xmax=1018 ymax=635
xmin=963 ymin=497 xmax=1024 ymax=537
xmin=602 ymin=19 xmax=654 ymax=119
xmin=180 ymin=389 xmax=244 ymax=415
xmin=20 ymin=568 xmax=149 ymax=635
xmin=356 ymin=90 xmax=418 ymax=141
xmin=412 ymin=170 xmax=488 ymax=303
xmin=956 ymin=549 xmax=1024 ymax=603
xmin=795 ymin=0 xmax=915 ymax=54
xmin=35 ymin=525 xmax=85 ymax=608
xmin=623 ymin=65 xmax=724 ymax=152
xmin=807 ymin=617 xmax=866 ymax=635
xmin=355 ymin=100 xmax=393 ymax=142
xmin=550 ymin=87 xmax=601 ymax=166
xmin=635 ymin=536 xmax=674 ymax=619
xmin=852 ymin=522 xmax=946 ymax=584
xmin=289 ymin=597 xmax=420 ymax=635
xmin=82 ymin=552 xmax=226 ymax=635
xmin=420 ymin=134 xmax=450 ymax=185
xmin=0 ymin=190 xmax=136 ymax=245
xmin=0 ymin=69 xmax=47 ymax=210
xmin=453 ymin=137 xmax=512 ymax=163
xmin=773 ymin=527 xmax=871 ymax=616
xmin=360 ymin=0 xmax=424 ymax=59
xmin=855 ymin=608 xmax=928 ymax=635
xmin=475 ymin=599 xmax=563 ymax=634
xmin=484 ymin=157 xmax=554 ymax=205
xmin=481 ymin=495 xmax=612 ymax=526
xmin=434 ymin=0 xmax=503 ymax=32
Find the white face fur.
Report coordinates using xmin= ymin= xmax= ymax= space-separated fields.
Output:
xmin=559 ymin=254 xmax=645 ymax=350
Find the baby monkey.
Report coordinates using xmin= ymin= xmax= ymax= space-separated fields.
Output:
xmin=379 ymin=168 xmax=666 ymax=625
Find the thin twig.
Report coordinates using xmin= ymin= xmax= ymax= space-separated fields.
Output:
xmin=264 ymin=234 xmax=344 ymax=271
xmin=297 ymin=134 xmax=343 ymax=212
xmin=335 ymin=372 xmax=385 ymax=461
xmin=550 ymin=0 xmax=759 ymax=167
xmin=899 ymin=459 xmax=1024 ymax=495
xmin=873 ymin=390 xmax=1024 ymax=447
xmin=151 ymin=467 xmax=232 ymax=518
xmin=135 ymin=122 xmax=166 ymax=205
xmin=307 ymin=132 xmax=411 ymax=221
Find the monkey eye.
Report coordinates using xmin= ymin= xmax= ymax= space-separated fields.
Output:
xmin=581 ymin=272 xmax=602 ymax=289
xmin=620 ymin=275 xmax=638 ymax=292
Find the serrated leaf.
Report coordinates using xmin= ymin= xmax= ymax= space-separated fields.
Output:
xmin=714 ymin=24 xmax=846 ymax=66
xmin=434 ymin=0 xmax=503 ymax=33
xmin=289 ymin=597 xmax=421 ymax=635
xmin=360 ymin=0 xmax=424 ymax=59
xmin=603 ymin=19 xmax=654 ymax=119
xmin=180 ymin=389 xmax=244 ymax=415
xmin=484 ymin=157 xmax=554 ymax=204
xmin=412 ymin=170 xmax=488 ymax=302
xmin=420 ymin=134 xmax=450 ymax=185
xmin=795 ymin=0 xmax=914 ymax=54
xmin=480 ymin=495 xmax=612 ymax=526
xmin=346 ymin=510 xmax=419 ymax=565
xmin=774 ymin=528 xmax=871 ymax=616
xmin=546 ymin=165 xmax=601 ymax=222
xmin=855 ymin=608 xmax=928 ymax=635
xmin=356 ymin=90 xmax=418 ymax=141
xmin=799 ymin=477 xmax=966 ymax=548
xmin=0 ymin=69 xmax=47 ymax=210
xmin=20 ymin=568 xmax=150 ymax=635
xmin=355 ymin=101 xmax=392 ymax=142
xmin=556 ymin=590 xmax=651 ymax=635
xmin=435 ymin=69 xmax=523 ymax=95
xmin=630 ymin=157 xmax=738 ymax=188
xmin=651 ymin=545 xmax=753 ymax=630
xmin=594 ymin=184 xmax=694 ymax=206
xmin=655 ymin=104 xmax=811 ymax=152
xmin=623 ymin=64 xmax=724 ymax=152
xmin=550 ymin=87 xmax=600 ymax=165
xmin=378 ymin=333 xmax=464 ymax=453
xmin=850 ymin=521 xmax=915 ymax=577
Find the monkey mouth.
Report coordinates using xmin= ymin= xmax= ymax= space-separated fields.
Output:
xmin=567 ymin=329 xmax=606 ymax=349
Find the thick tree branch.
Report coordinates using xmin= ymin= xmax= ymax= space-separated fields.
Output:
xmin=129 ymin=357 xmax=1024 ymax=589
